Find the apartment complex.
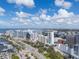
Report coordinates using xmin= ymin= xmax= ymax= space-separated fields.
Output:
xmin=5 ymin=30 xmax=55 ymax=45
xmin=63 ymin=34 xmax=79 ymax=59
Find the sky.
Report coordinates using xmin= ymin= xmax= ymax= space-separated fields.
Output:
xmin=0 ymin=0 xmax=79 ymax=29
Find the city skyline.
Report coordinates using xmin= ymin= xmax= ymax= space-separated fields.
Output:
xmin=0 ymin=0 xmax=79 ymax=29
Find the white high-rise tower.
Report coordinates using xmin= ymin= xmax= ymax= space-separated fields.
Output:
xmin=51 ymin=31 xmax=54 ymax=45
xmin=47 ymin=31 xmax=54 ymax=45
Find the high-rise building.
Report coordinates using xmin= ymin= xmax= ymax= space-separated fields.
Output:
xmin=46 ymin=31 xmax=54 ymax=45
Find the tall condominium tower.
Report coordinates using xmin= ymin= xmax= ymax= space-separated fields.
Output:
xmin=47 ymin=31 xmax=54 ymax=45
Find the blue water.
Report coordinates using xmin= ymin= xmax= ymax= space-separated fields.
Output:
xmin=0 ymin=29 xmax=8 ymax=33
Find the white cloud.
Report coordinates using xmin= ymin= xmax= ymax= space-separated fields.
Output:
xmin=16 ymin=11 xmax=32 ymax=17
xmin=40 ymin=14 xmax=51 ymax=21
xmin=39 ymin=9 xmax=51 ymax=21
xmin=12 ymin=11 xmax=32 ymax=25
xmin=55 ymin=0 xmax=64 ymax=7
xmin=4 ymin=9 xmax=79 ymax=28
xmin=12 ymin=17 xmax=31 ymax=25
xmin=53 ymin=9 xmax=74 ymax=18
xmin=7 ymin=0 xmax=35 ymax=8
xmin=11 ymin=9 xmax=79 ymax=28
xmin=63 ymin=2 xmax=72 ymax=9
xmin=66 ymin=21 xmax=72 ymax=24
xmin=46 ymin=16 xmax=51 ymax=21
xmin=13 ymin=9 xmax=51 ymax=25
xmin=54 ymin=0 xmax=72 ymax=9
xmin=31 ymin=9 xmax=75 ymax=25
xmin=40 ymin=10 xmax=46 ymax=19
xmin=41 ymin=9 xmax=47 ymax=14
xmin=56 ymin=19 xmax=64 ymax=23
xmin=40 ymin=13 xmax=47 ymax=20
xmin=52 ymin=9 xmax=75 ymax=24
xmin=31 ymin=16 xmax=40 ymax=21
xmin=73 ymin=20 xmax=79 ymax=23
xmin=0 ymin=7 xmax=5 ymax=16
xmin=57 ymin=9 xmax=74 ymax=17
xmin=19 ymin=18 xmax=31 ymax=25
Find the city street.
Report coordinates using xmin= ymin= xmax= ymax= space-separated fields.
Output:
xmin=17 ymin=40 xmax=46 ymax=59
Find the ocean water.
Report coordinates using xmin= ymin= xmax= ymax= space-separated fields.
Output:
xmin=0 ymin=29 xmax=8 ymax=33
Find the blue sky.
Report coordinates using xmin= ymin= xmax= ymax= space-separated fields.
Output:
xmin=0 ymin=0 xmax=79 ymax=29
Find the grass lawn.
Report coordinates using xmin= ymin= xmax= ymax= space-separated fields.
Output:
xmin=23 ymin=41 xmax=64 ymax=59
xmin=12 ymin=54 xmax=19 ymax=59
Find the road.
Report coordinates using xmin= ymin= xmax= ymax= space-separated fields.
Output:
xmin=6 ymin=38 xmax=46 ymax=59
xmin=17 ymin=40 xmax=46 ymax=59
